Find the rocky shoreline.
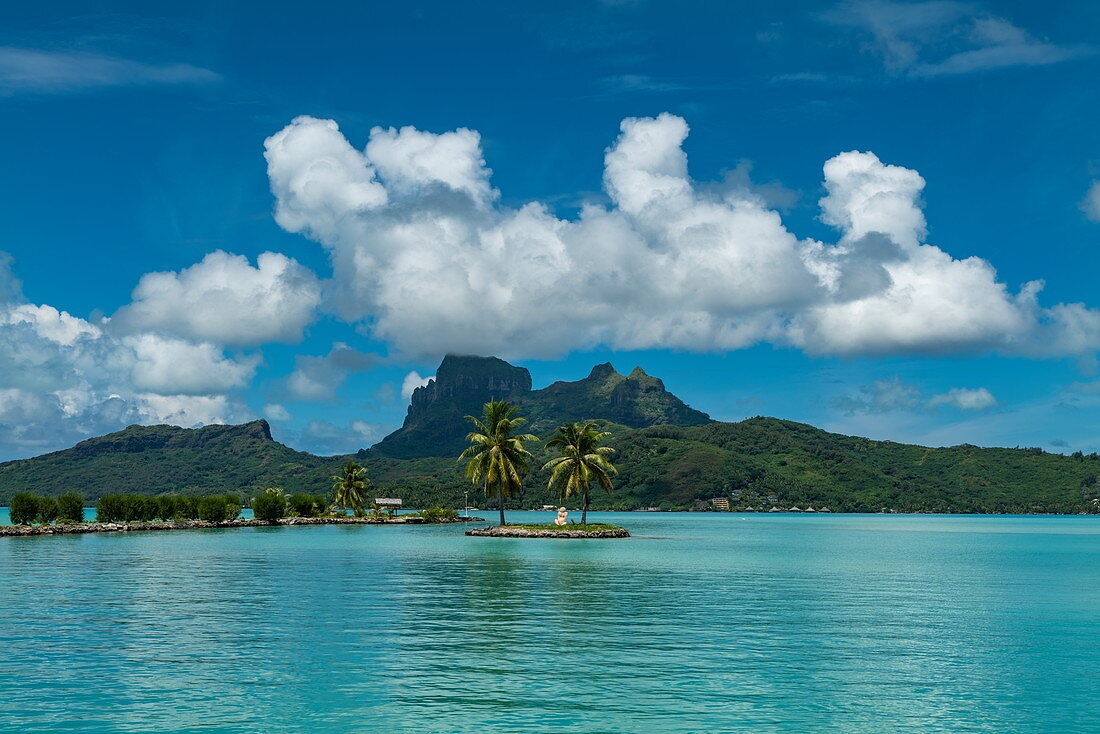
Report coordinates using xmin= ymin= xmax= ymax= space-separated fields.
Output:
xmin=0 ymin=515 xmax=483 ymax=537
xmin=465 ymin=525 xmax=630 ymax=539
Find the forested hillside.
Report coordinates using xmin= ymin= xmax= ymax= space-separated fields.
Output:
xmin=7 ymin=415 xmax=1095 ymax=513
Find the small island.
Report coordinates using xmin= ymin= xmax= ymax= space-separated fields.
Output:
xmin=458 ymin=401 xmax=631 ymax=539
xmin=466 ymin=523 xmax=629 ymax=539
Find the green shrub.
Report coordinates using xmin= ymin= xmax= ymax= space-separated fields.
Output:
xmin=224 ymin=493 xmax=242 ymax=520
xmin=154 ymin=496 xmax=177 ymax=521
xmin=36 ymin=497 xmax=60 ymax=524
xmin=198 ymin=496 xmax=229 ymax=522
xmin=175 ymin=496 xmax=200 ymax=520
xmin=10 ymin=493 xmax=39 ymax=525
xmin=417 ymin=506 xmax=458 ymax=523
xmin=95 ymin=494 xmax=148 ymax=523
xmin=96 ymin=494 xmax=124 ymax=523
xmin=131 ymin=495 xmax=157 ymax=522
xmin=57 ymin=493 xmax=84 ymax=523
xmin=118 ymin=495 xmax=148 ymax=522
xmin=252 ymin=489 xmax=286 ymax=522
xmin=288 ymin=493 xmax=326 ymax=517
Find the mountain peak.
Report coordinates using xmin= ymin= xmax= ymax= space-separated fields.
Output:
xmin=247 ymin=419 xmax=273 ymax=441
xmin=371 ymin=355 xmax=710 ymax=458
xmin=412 ymin=354 xmax=531 ymax=404
xmin=588 ymin=362 xmax=619 ymax=380
xmin=372 ymin=354 xmax=532 ymax=458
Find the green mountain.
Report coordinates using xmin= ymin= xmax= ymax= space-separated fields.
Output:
xmin=602 ymin=419 xmax=1100 ymax=514
xmin=373 ymin=355 xmax=711 ymax=459
xmin=1 ymin=355 xmax=1098 ymax=513
xmin=0 ymin=420 xmax=340 ymax=502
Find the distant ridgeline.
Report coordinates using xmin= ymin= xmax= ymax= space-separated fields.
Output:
xmin=1 ymin=354 xmax=1099 ymax=513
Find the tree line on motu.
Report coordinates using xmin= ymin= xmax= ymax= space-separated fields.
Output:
xmin=7 ymin=488 xmax=459 ymax=526
xmin=5 ymin=473 xmax=456 ymax=526
xmin=9 ymin=491 xmax=268 ymax=525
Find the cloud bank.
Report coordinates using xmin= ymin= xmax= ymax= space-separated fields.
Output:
xmin=264 ymin=112 xmax=1100 ymax=360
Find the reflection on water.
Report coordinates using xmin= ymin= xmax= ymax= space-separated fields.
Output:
xmin=2 ymin=513 xmax=1100 ymax=733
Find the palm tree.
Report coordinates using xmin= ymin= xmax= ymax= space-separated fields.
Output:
xmin=331 ymin=461 xmax=371 ymax=511
xmin=542 ymin=422 xmax=617 ymax=525
xmin=459 ymin=400 xmax=538 ymax=526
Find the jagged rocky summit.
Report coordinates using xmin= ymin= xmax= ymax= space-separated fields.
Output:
xmin=370 ymin=354 xmax=712 ymax=459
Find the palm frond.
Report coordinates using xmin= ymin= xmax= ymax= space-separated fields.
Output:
xmin=543 ymin=421 xmax=618 ymax=501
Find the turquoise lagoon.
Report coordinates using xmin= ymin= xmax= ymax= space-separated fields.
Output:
xmin=2 ymin=512 xmax=1099 ymax=733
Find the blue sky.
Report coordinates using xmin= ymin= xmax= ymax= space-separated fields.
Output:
xmin=1 ymin=0 xmax=1099 ymax=460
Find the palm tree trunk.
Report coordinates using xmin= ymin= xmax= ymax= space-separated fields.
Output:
xmin=498 ymin=484 xmax=506 ymax=526
xmin=582 ymin=490 xmax=589 ymax=525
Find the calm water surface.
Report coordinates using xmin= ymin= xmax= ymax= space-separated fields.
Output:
xmin=2 ymin=512 xmax=1099 ymax=733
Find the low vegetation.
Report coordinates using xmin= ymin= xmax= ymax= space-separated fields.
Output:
xmin=252 ymin=489 xmax=287 ymax=522
xmin=96 ymin=493 xmax=242 ymax=523
xmin=287 ymin=493 xmax=328 ymax=517
xmin=8 ymin=492 xmax=85 ymax=525
xmin=58 ymin=493 xmax=84 ymax=523
xmin=414 ymin=506 xmax=459 ymax=523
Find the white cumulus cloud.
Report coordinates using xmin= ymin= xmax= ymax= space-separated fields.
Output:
xmin=125 ymin=333 xmax=257 ymax=395
xmin=930 ymin=387 xmax=997 ymax=410
xmin=114 ymin=250 xmax=321 ymax=346
xmin=135 ymin=393 xmax=249 ymax=427
xmin=401 ymin=370 xmax=434 ymax=400
xmin=788 ymin=149 xmax=1044 ymax=355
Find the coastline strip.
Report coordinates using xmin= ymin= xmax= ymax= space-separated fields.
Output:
xmin=1 ymin=516 xmax=483 ymax=537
